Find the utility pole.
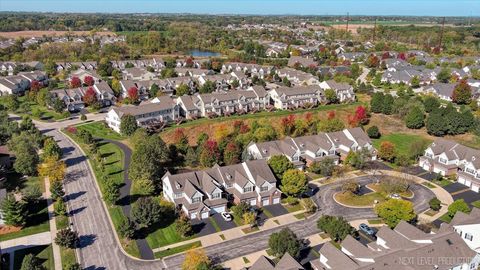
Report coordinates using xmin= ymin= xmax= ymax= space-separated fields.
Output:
xmin=346 ymin=12 xmax=349 ymax=32
xmin=373 ymin=18 xmax=377 ymax=42
xmin=438 ymin=17 xmax=446 ymax=50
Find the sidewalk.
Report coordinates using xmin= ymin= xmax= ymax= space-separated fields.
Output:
xmin=44 ymin=179 xmax=63 ymax=270
xmin=0 ymin=231 xmax=52 ymax=253
xmin=152 ymin=207 xmax=307 ymax=253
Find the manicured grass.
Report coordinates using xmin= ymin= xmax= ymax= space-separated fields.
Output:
xmin=55 ymin=213 xmax=69 ymax=230
xmin=209 ymin=217 xmax=221 ymax=232
xmin=2 ymin=173 xmax=46 ymax=193
xmin=0 ymin=200 xmax=50 ymax=241
xmin=242 ymin=226 xmax=259 ymax=234
xmin=439 ymin=213 xmax=452 ymax=223
xmin=13 ymin=245 xmax=54 ymax=270
xmin=265 ymin=249 xmax=274 ymax=256
xmin=472 ymin=200 xmax=480 ymax=209
xmin=294 ymin=213 xmax=306 ymax=220
xmin=431 ymin=178 xmax=453 ymax=187
xmin=373 ymin=133 xmax=432 ymax=158
xmin=367 ymin=219 xmax=384 ymax=224
xmin=334 ymin=192 xmax=386 ymax=207
xmin=153 ymin=241 xmax=202 ymax=259
xmin=366 ymin=183 xmax=413 ymax=198
xmin=262 ymin=208 xmax=274 ymax=219
xmin=76 ymin=121 xmax=126 ymax=141
xmin=242 ymin=257 xmax=250 ymax=264
xmin=422 ymin=182 xmax=436 ymax=189
xmin=281 ymin=201 xmax=304 ymax=213
xmin=0 ymin=95 xmax=67 ymax=121
xmin=60 ymin=247 xmax=76 ymax=270
xmin=424 ymin=209 xmax=439 ymax=217
xmin=146 ymin=222 xmax=196 ymax=249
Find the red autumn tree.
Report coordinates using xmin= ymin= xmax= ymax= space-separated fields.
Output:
xmin=172 ymin=128 xmax=188 ymax=145
xmin=397 ymin=52 xmax=406 ymax=60
xmin=233 ymin=120 xmax=250 ymax=134
xmin=185 ymin=57 xmax=194 ymax=68
xmin=348 ymin=106 xmax=369 ymax=127
xmin=327 ymin=111 xmax=336 ymax=120
xmin=30 ymin=80 xmax=41 ymax=92
xmin=199 ymin=140 xmax=220 ymax=167
xmin=70 ymin=76 xmax=81 ymax=88
xmin=379 ymin=141 xmax=396 ymax=162
xmin=280 ymin=115 xmax=296 ymax=136
xmin=127 ymin=87 xmax=139 ymax=102
xmin=83 ymin=87 xmax=98 ymax=106
xmin=223 ymin=142 xmax=241 ymax=165
xmin=304 ymin=112 xmax=314 ymax=124
xmin=365 ymin=54 xmax=380 ymax=68
xmin=84 ymin=75 xmax=94 ymax=86
xmin=381 ymin=52 xmax=391 ymax=60
xmin=452 ymin=79 xmax=472 ymax=105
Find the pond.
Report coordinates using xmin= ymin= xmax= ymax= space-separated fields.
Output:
xmin=188 ymin=49 xmax=221 ymax=57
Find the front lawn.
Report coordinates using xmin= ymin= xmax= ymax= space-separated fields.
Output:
xmin=334 ymin=192 xmax=386 ymax=207
xmin=366 ymin=183 xmax=413 ymax=198
xmin=75 ymin=121 xmax=126 ymax=141
xmin=373 ymin=133 xmax=432 ymax=158
xmin=471 ymin=200 xmax=480 ymax=209
xmin=431 ymin=178 xmax=453 ymax=187
xmin=0 ymin=199 xmax=50 ymax=241
xmin=422 ymin=182 xmax=436 ymax=189
xmin=146 ymin=221 xmax=196 ymax=249
xmin=153 ymin=241 xmax=202 ymax=259
xmin=439 ymin=213 xmax=452 ymax=223
xmin=13 ymin=245 xmax=54 ymax=270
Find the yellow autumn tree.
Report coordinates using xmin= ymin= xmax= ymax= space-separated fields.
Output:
xmin=182 ymin=248 xmax=210 ymax=270
xmin=213 ymin=124 xmax=230 ymax=142
xmin=38 ymin=156 xmax=66 ymax=182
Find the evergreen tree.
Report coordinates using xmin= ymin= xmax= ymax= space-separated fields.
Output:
xmin=382 ymin=94 xmax=394 ymax=115
xmin=405 ymin=106 xmax=425 ymax=129
xmin=50 ymin=180 xmax=65 ymax=201
xmin=20 ymin=254 xmax=45 ymax=270
xmin=370 ymin=92 xmax=384 ymax=113
xmin=0 ymin=194 xmax=27 ymax=227
xmin=120 ymin=114 xmax=138 ymax=136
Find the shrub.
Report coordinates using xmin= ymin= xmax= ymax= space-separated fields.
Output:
xmin=366 ymin=126 xmax=380 ymax=138
xmin=80 ymin=114 xmax=87 ymax=121
xmin=429 ymin=198 xmax=441 ymax=211
xmin=285 ymin=196 xmax=299 ymax=206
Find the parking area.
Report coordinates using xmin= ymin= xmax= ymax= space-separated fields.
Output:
xmin=210 ymin=213 xmax=237 ymax=231
xmin=402 ymin=166 xmax=438 ymax=181
xmin=453 ymin=190 xmax=480 ymax=207
xmin=443 ymin=182 xmax=470 ymax=194
xmin=257 ymin=204 xmax=289 ymax=223
xmin=192 ymin=218 xmax=217 ymax=237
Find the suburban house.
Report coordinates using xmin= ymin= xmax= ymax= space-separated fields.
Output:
xmin=105 ymin=96 xmax=179 ymax=133
xmin=288 ymin=56 xmax=317 ymax=68
xmin=451 ymin=208 xmax=480 ymax=253
xmin=424 ymin=83 xmax=456 ymax=101
xmin=221 ymin=62 xmax=273 ymax=79
xmin=119 ymin=80 xmax=150 ymax=101
xmin=311 ymin=221 xmax=480 ymax=270
xmin=162 ymin=159 xmax=281 ymax=219
xmin=243 ymin=253 xmax=304 ymax=270
xmin=419 ymin=139 xmax=480 ymax=192
xmin=70 ymin=69 xmax=102 ymax=84
xmin=247 ymin=128 xmax=376 ymax=169
xmin=276 ymin=68 xmax=319 ymax=86
xmin=0 ymin=75 xmax=30 ymax=95
xmin=122 ymin=67 xmax=157 ymax=81
xmin=18 ymin=70 xmax=48 ymax=85
xmin=319 ymin=80 xmax=355 ymax=102
xmin=269 ymin=85 xmax=325 ymax=110
xmin=50 ymin=82 xmax=116 ymax=111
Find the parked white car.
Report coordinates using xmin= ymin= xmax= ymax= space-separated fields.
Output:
xmin=221 ymin=212 xmax=232 ymax=221
xmin=389 ymin=193 xmax=401 ymax=199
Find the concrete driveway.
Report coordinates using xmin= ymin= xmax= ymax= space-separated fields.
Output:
xmin=443 ymin=182 xmax=470 ymax=194
xmin=453 ymin=191 xmax=480 ymax=207
xmin=263 ymin=204 xmax=288 ymax=217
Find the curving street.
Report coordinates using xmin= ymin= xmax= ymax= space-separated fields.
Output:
xmin=25 ymin=116 xmax=437 ymax=270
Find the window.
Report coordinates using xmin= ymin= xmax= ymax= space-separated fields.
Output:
xmin=465 ymin=233 xmax=473 ymax=241
xmin=211 ymin=192 xmax=221 ymax=199
xmin=439 ymin=158 xmax=448 ymax=164
xmin=260 ymin=186 xmax=269 ymax=192
xmin=244 ymin=186 xmax=253 ymax=193
xmin=174 ymin=193 xmax=183 ymax=199
xmin=466 ymin=167 xmax=476 ymax=175
xmin=192 ymin=197 xmax=202 ymax=203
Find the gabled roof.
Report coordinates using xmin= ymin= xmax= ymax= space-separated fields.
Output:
xmin=249 ymin=255 xmax=275 ymax=270
xmin=450 ymin=207 xmax=480 ymax=226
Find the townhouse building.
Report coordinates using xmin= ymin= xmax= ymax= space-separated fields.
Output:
xmin=247 ymin=127 xmax=376 ymax=169
xmin=221 ymin=62 xmax=273 ymax=79
xmin=50 ymin=81 xmax=116 ymax=112
xmin=312 ymin=221 xmax=480 ymax=270
xmin=105 ymin=96 xmax=179 ymax=133
xmin=319 ymin=80 xmax=355 ymax=102
xmin=0 ymin=75 xmax=30 ymax=95
xmin=424 ymin=83 xmax=456 ymax=102
xmin=269 ymin=85 xmax=325 ymax=110
xmin=451 ymin=208 xmax=480 ymax=254
xmin=419 ymin=139 xmax=480 ymax=192
xmin=162 ymin=159 xmax=281 ymax=219
xmin=244 ymin=253 xmax=304 ymax=270
xmin=275 ymin=68 xmax=319 ymax=86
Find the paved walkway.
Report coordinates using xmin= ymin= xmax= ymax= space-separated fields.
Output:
xmin=44 ymin=179 xmax=63 ymax=270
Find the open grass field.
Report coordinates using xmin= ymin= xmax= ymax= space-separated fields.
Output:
xmin=13 ymin=245 xmax=54 ymax=270
xmin=373 ymin=133 xmax=432 ymax=157
xmin=146 ymin=222 xmax=196 ymax=249
xmin=75 ymin=121 xmax=126 ymax=141
xmin=153 ymin=241 xmax=202 ymax=259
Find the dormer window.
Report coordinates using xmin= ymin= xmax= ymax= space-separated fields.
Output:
xmin=192 ymin=197 xmax=202 ymax=203
xmin=175 ymin=182 xmax=181 ymax=189
xmin=244 ymin=186 xmax=253 ymax=193
xmin=226 ymin=173 xmax=232 ymax=180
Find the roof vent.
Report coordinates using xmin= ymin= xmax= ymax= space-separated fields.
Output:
xmin=226 ymin=173 xmax=232 ymax=180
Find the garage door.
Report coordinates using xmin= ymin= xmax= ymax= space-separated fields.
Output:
xmin=211 ymin=206 xmax=225 ymax=213
xmin=465 ymin=180 xmax=472 ymax=187
xmin=190 ymin=212 xmax=197 ymax=219
xmin=250 ymin=199 xmax=257 ymax=206
xmin=422 ymin=163 xmax=430 ymax=171
xmin=201 ymin=212 xmax=210 ymax=219
xmin=472 ymin=185 xmax=479 ymax=193
xmin=458 ymin=177 xmax=466 ymax=184
xmin=273 ymin=198 xmax=280 ymax=204
xmin=262 ymin=199 xmax=270 ymax=206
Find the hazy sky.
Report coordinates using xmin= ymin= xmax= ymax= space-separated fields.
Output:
xmin=0 ymin=0 xmax=479 ymax=16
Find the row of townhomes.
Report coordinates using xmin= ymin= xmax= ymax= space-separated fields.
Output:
xmin=419 ymin=139 xmax=480 ymax=193
xmin=0 ymin=70 xmax=48 ymax=95
xmin=162 ymin=159 xmax=281 ymax=219
xmin=105 ymin=83 xmax=354 ymax=133
xmin=50 ymin=81 xmax=116 ymax=112
xmin=311 ymin=220 xmax=480 ymax=270
xmin=424 ymin=80 xmax=480 ymax=104
xmin=247 ymin=127 xmax=376 ymax=169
